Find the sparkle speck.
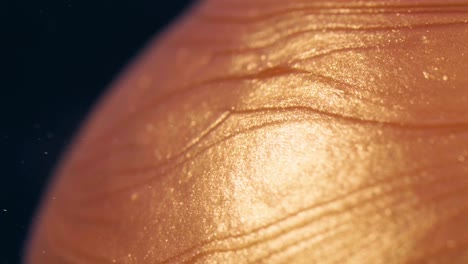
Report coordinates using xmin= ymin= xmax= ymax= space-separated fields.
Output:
xmin=422 ymin=71 xmax=430 ymax=79
xmin=246 ymin=62 xmax=257 ymax=70
xmin=442 ymin=75 xmax=448 ymax=81
xmin=44 ymin=152 xmax=48 ymax=155
xmin=422 ymin=36 xmax=429 ymax=44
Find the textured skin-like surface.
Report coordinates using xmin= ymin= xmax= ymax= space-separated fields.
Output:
xmin=26 ymin=0 xmax=468 ymax=263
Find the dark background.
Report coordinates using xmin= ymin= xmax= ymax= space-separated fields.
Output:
xmin=2 ymin=0 xmax=195 ymax=262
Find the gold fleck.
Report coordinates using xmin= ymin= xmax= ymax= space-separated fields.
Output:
xmin=246 ymin=62 xmax=257 ymax=70
xmin=422 ymin=36 xmax=429 ymax=44
xmin=422 ymin=71 xmax=430 ymax=79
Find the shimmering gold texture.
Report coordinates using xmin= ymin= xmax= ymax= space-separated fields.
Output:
xmin=27 ymin=0 xmax=468 ymax=263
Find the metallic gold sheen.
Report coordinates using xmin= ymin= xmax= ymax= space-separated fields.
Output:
xmin=27 ymin=0 xmax=468 ymax=263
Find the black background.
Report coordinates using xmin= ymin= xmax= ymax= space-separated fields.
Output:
xmin=3 ymin=0 xmax=195 ymax=262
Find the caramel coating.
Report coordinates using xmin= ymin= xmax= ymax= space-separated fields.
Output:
xmin=26 ymin=0 xmax=468 ymax=263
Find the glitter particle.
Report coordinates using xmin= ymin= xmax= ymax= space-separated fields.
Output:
xmin=422 ymin=71 xmax=430 ymax=79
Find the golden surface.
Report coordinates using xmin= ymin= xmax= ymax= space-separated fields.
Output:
xmin=27 ymin=0 xmax=468 ymax=263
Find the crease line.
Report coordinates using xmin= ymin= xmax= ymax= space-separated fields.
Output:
xmin=163 ymin=161 xmax=462 ymax=263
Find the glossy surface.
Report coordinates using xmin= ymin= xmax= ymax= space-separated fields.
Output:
xmin=27 ymin=0 xmax=468 ymax=263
